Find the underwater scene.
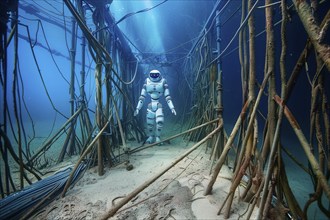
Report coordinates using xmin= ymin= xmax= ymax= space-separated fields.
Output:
xmin=0 ymin=0 xmax=330 ymax=219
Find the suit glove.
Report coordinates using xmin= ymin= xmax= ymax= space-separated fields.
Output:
xmin=171 ymin=108 xmax=177 ymax=116
xmin=134 ymin=109 xmax=139 ymax=116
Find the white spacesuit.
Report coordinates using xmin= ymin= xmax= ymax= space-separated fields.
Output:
xmin=134 ymin=70 xmax=176 ymax=144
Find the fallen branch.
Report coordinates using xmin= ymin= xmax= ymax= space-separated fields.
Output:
xmin=100 ymin=120 xmax=223 ymax=219
xmin=61 ymin=113 xmax=112 ymax=197
xmin=130 ymin=118 xmax=219 ymax=154
xmin=28 ymin=106 xmax=83 ymax=165
xmin=204 ymin=98 xmax=250 ymax=196
xmin=205 ymin=71 xmax=271 ymax=197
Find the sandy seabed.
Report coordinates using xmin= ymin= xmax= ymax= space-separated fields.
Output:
xmin=31 ymin=137 xmax=258 ymax=220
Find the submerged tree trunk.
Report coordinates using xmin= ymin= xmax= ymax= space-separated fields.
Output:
xmin=258 ymin=0 xmax=277 ymax=217
xmin=292 ymin=0 xmax=330 ymax=71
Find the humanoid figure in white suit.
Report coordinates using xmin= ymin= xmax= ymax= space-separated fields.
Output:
xmin=134 ymin=70 xmax=176 ymax=144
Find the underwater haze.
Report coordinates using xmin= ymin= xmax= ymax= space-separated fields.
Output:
xmin=1 ymin=0 xmax=330 ymax=219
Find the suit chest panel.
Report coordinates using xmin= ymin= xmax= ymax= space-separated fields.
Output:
xmin=146 ymin=80 xmax=164 ymax=98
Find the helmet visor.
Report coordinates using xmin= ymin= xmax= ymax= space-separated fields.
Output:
xmin=150 ymin=72 xmax=160 ymax=79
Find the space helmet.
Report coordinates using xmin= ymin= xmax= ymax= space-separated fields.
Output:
xmin=149 ymin=69 xmax=162 ymax=82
